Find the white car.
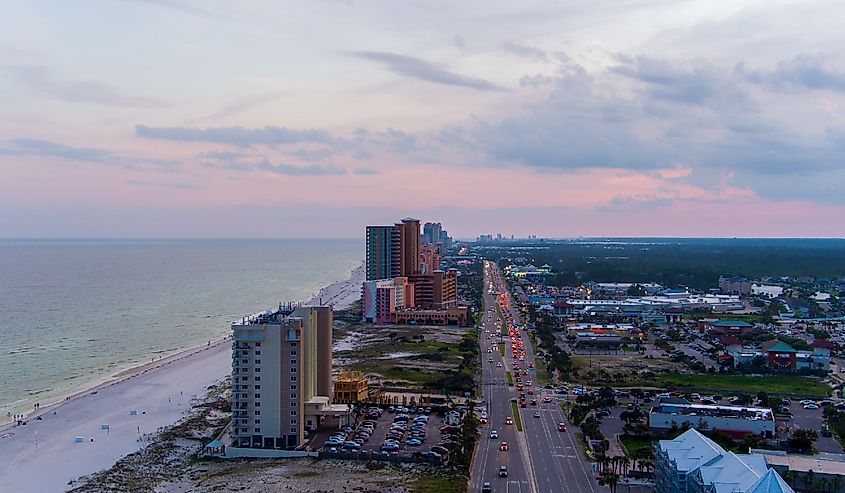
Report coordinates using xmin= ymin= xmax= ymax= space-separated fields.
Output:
xmin=490 ymin=430 xmax=498 ymax=439
xmin=496 ymin=362 xmax=502 ymax=367
xmin=803 ymin=403 xmax=819 ymax=410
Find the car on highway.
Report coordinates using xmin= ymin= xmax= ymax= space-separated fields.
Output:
xmin=506 ymin=416 xmax=513 ymax=425
xmin=490 ymin=430 xmax=498 ymax=439
xmin=496 ymin=362 xmax=502 ymax=367
xmin=481 ymin=481 xmax=492 ymax=493
xmin=500 ymin=441 xmax=508 ymax=451
xmin=558 ymin=422 xmax=567 ymax=432
xmin=499 ymin=465 xmax=508 ymax=477
xmin=534 ymin=411 xmax=541 ymax=418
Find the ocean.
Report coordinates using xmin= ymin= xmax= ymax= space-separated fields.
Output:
xmin=0 ymin=238 xmax=362 ymax=416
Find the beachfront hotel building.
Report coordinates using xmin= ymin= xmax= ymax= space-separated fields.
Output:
xmin=365 ymin=217 xmax=421 ymax=281
xmin=230 ymin=304 xmax=333 ymax=449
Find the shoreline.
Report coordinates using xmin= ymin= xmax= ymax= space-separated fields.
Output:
xmin=0 ymin=262 xmax=364 ymax=492
xmin=2 ymin=261 xmax=364 ymax=428
xmin=0 ymin=334 xmax=232 ymax=433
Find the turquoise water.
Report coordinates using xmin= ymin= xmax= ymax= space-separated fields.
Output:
xmin=0 ymin=239 xmax=362 ymax=415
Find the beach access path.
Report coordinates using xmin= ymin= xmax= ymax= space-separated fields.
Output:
xmin=0 ymin=341 xmax=231 ymax=493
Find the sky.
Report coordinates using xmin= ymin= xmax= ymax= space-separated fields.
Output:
xmin=1 ymin=0 xmax=844 ymax=239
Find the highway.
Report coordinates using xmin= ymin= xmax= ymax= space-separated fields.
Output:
xmin=472 ymin=260 xmax=604 ymax=493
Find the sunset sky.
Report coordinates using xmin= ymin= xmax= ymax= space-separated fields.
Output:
xmin=2 ymin=0 xmax=844 ymax=238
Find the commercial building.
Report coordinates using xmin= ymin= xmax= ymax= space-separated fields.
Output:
xmin=333 ymin=370 xmax=368 ymax=404
xmin=720 ymin=276 xmax=753 ymax=296
xmin=655 ymin=428 xmax=794 ymax=493
xmin=230 ymin=304 xmax=333 ymax=449
xmin=393 ymin=306 xmax=470 ymax=326
xmin=649 ymin=399 xmax=776 ymax=439
xmin=724 ymin=339 xmax=831 ymax=372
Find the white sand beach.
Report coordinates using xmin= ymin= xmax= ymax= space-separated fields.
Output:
xmin=0 ymin=266 xmax=362 ymax=493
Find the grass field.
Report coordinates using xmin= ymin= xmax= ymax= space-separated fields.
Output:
xmin=619 ymin=435 xmax=654 ymax=456
xmin=511 ymin=401 xmax=523 ymax=431
xmin=411 ymin=475 xmax=467 ymax=493
xmin=506 ymin=371 xmax=514 ymax=386
xmin=655 ymin=373 xmax=830 ymax=397
xmin=534 ymin=357 xmax=549 ymax=386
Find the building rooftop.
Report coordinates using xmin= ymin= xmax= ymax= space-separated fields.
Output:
xmin=653 ymin=401 xmax=774 ymax=421
xmin=697 ymin=452 xmax=768 ymax=493
xmin=709 ymin=320 xmax=754 ymax=328
xmin=765 ymin=341 xmax=798 ymax=353
xmin=746 ymin=469 xmax=795 ymax=493
xmin=658 ymin=428 xmax=724 ymax=474
xmin=763 ymin=453 xmax=845 ymax=475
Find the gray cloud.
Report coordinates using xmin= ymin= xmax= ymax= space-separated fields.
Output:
xmin=257 ymin=160 xmax=346 ymax=176
xmin=610 ymin=55 xmax=745 ymax=105
xmin=7 ymin=65 xmax=169 ymax=108
xmin=458 ymin=53 xmax=845 ymax=204
xmin=453 ymin=35 xmax=467 ymax=49
xmin=353 ymin=167 xmax=379 ymax=175
xmin=737 ymin=54 xmax=845 ymax=93
xmin=136 ymin=125 xmax=337 ymax=147
xmin=502 ymin=41 xmax=549 ymax=62
xmin=349 ymin=51 xmax=503 ymax=91
xmin=201 ymin=91 xmax=287 ymax=121
xmin=0 ymin=138 xmax=178 ymax=171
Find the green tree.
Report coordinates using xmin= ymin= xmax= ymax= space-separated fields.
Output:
xmin=787 ymin=428 xmax=819 ymax=453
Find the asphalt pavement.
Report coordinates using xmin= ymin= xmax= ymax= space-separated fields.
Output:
xmin=471 ymin=261 xmax=604 ymax=493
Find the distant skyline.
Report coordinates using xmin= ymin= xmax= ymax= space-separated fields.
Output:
xmin=2 ymin=1 xmax=844 ymax=238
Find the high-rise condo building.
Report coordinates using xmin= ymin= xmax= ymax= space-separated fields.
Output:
xmin=365 ymin=217 xmax=421 ymax=281
xmin=230 ymin=304 xmax=332 ymax=449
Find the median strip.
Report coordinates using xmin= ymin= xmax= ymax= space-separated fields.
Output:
xmin=510 ymin=401 xmax=523 ymax=431
xmin=506 ymin=371 xmax=513 ymax=386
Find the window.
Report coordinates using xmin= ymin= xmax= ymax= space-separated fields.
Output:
xmin=255 ymin=359 xmax=261 ymax=364
xmin=291 ymin=393 xmax=297 ymax=399
xmin=291 ymin=359 xmax=297 ymax=365
xmin=290 ymin=427 xmax=297 ymax=433
xmin=290 ymin=342 xmax=297 ymax=347
xmin=290 ymin=419 xmax=297 ymax=425
xmin=291 ymin=367 xmax=297 ymax=373
xmin=255 ymin=342 xmax=260 ymax=347
xmin=255 ymin=394 xmax=261 ymax=399
xmin=241 ymin=350 xmax=247 ymax=355
xmin=290 ymin=384 xmax=297 ymax=390
xmin=290 ymin=401 xmax=297 ymax=407
xmin=255 ymin=376 xmax=261 ymax=381
xmin=241 ymin=359 xmax=248 ymax=364
xmin=255 ymin=410 xmax=260 ymax=416
xmin=255 ymin=367 xmax=260 ymax=372
xmin=290 ymin=375 xmax=297 ymax=381
xmin=290 ymin=350 xmax=297 ymax=356
xmin=255 ymin=402 xmax=261 ymax=407
xmin=255 ymin=428 xmax=260 ymax=433
xmin=255 ymin=385 xmax=261 ymax=390
xmin=290 ymin=410 xmax=297 ymax=416
xmin=255 ymin=419 xmax=260 ymax=424
xmin=255 ymin=350 xmax=261 ymax=355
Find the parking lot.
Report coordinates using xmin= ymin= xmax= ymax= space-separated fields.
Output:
xmin=311 ymin=404 xmax=460 ymax=461
xmin=788 ymin=401 xmax=843 ymax=453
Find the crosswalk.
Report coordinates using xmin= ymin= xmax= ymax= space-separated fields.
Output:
xmin=506 ymin=480 xmax=531 ymax=492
